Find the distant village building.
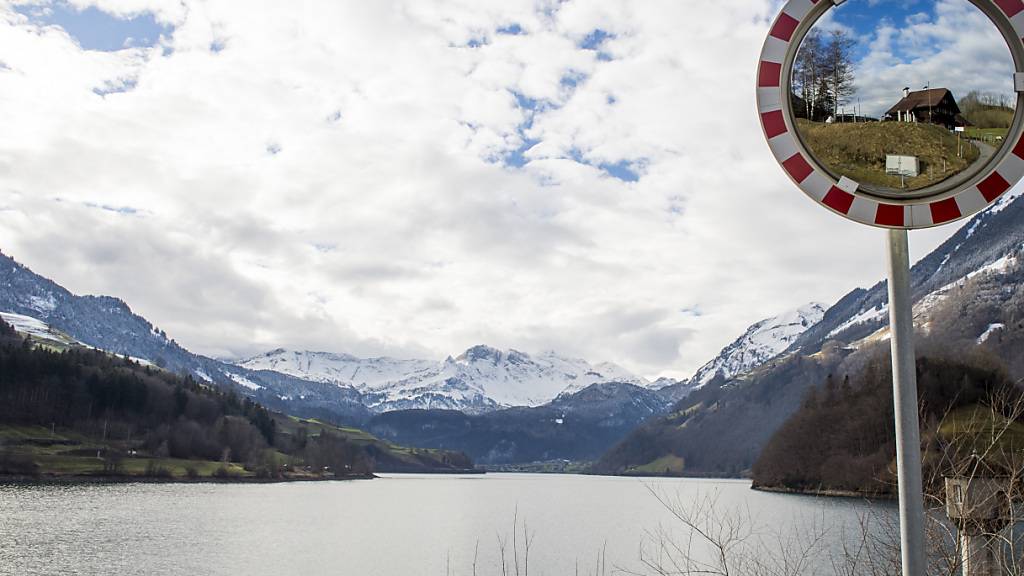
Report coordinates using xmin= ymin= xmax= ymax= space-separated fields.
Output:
xmin=885 ymin=87 xmax=966 ymax=129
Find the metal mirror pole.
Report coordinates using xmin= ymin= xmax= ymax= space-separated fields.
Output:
xmin=886 ymin=228 xmax=926 ymax=576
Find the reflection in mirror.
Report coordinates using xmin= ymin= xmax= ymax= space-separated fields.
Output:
xmin=791 ymin=0 xmax=1017 ymax=198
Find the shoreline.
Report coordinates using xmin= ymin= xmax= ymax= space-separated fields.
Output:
xmin=751 ymin=483 xmax=895 ymax=500
xmin=0 ymin=467 xmax=485 ymax=485
xmin=0 ymin=473 xmax=377 ymax=485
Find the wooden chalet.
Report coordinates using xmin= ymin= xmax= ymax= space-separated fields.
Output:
xmin=884 ymin=88 xmax=964 ymax=129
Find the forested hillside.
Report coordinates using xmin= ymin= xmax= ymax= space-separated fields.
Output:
xmin=753 ymin=257 xmax=1024 ymax=495
xmin=752 ymin=351 xmax=1020 ymax=495
xmin=369 ymin=381 xmax=671 ymax=464
xmin=0 ymin=319 xmax=473 ymax=479
xmin=591 ymin=352 xmax=838 ymax=477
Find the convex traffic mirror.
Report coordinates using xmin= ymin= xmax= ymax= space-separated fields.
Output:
xmin=758 ymin=0 xmax=1024 ymax=228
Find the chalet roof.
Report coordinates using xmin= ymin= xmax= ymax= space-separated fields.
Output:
xmin=886 ymin=88 xmax=956 ymax=114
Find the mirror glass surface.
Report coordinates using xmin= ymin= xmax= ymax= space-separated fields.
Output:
xmin=791 ymin=0 xmax=1017 ymax=198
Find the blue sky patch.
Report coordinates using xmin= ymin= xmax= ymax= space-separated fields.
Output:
xmin=560 ymin=71 xmax=587 ymax=89
xmin=581 ymin=29 xmax=614 ymax=61
xmin=502 ymin=91 xmax=541 ymax=168
xmin=599 ymin=159 xmax=641 ymax=183
xmin=825 ymin=0 xmax=935 ymax=61
xmin=580 ymin=29 xmax=611 ymax=50
xmin=15 ymin=2 xmax=171 ymax=52
xmin=503 ymin=138 xmax=540 ymax=168
xmin=496 ymin=23 xmax=523 ymax=35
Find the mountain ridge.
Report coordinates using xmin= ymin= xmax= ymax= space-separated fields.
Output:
xmin=593 ymin=191 xmax=1024 ymax=477
xmin=236 ymin=344 xmax=649 ymax=413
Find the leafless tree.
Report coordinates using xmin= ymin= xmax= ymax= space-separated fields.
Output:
xmin=825 ymin=30 xmax=856 ymax=120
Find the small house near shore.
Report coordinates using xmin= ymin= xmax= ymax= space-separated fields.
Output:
xmin=885 ymin=87 xmax=965 ymax=129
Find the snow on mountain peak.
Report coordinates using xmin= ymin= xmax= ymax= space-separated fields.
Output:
xmin=689 ymin=302 xmax=827 ymax=388
xmin=237 ymin=345 xmax=648 ymax=412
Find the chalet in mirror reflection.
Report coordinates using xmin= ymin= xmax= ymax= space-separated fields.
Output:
xmin=790 ymin=0 xmax=1017 ymax=198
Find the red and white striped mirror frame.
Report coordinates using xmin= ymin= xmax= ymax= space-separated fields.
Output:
xmin=757 ymin=0 xmax=1024 ymax=229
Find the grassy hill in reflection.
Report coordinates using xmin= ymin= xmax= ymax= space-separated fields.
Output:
xmin=797 ymin=119 xmax=980 ymax=192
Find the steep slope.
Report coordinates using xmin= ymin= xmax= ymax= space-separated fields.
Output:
xmin=790 ymin=188 xmax=1024 ymax=352
xmin=367 ymin=381 xmax=672 ymax=464
xmin=689 ymin=303 xmax=826 ymax=388
xmin=592 ymin=352 xmax=839 ymax=477
xmin=595 ymin=191 xmax=1024 ymax=478
xmin=239 ymin=345 xmax=647 ymax=413
xmin=751 ymin=258 xmax=1024 ymax=494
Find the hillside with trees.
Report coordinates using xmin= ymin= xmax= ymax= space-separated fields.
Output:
xmin=961 ymin=90 xmax=1015 ymax=130
xmin=591 ymin=351 xmax=838 ymax=477
xmin=0 ymin=319 xmax=473 ymax=480
xmin=751 ymin=350 xmax=1022 ymax=496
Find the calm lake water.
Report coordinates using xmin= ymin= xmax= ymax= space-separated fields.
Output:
xmin=0 ymin=474 xmax=893 ymax=576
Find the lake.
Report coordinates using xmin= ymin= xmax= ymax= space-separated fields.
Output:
xmin=0 ymin=474 xmax=894 ymax=576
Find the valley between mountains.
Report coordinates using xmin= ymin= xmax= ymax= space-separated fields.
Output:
xmin=2 ymin=188 xmax=1023 ymax=480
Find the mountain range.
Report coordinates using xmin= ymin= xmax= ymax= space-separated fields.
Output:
xmin=0 ymin=246 xmax=833 ymax=463
xmin=8 ymin=190 xmax=1014 ymax=469
xmin=237 ymin=346 xmax=646 ymax=413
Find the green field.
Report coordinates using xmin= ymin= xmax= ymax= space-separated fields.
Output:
xmin=0 ymin=425 xmax=254 ymax=479
xmin=797 ymin=120 xmax=979 ymax=191
xmin=938 ymin=405 xmax=1024 ymax=454
xmin=623 ymin=454 xmax=685 ymax=477
xmin=965 ymin=127 xmax=1009 ymax=144
xmin=1 ymin=415 xmax=474 ymax=480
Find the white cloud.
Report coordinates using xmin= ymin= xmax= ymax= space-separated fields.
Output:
xmin=0 ymin=0 xmax=972 ymax=379
xmin=842 ymin=0 xmax=1014 ymax=117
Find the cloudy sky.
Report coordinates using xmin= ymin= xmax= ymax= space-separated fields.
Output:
xmin=0 ymin=0 xmax=996 ymax=379
xmin=821 ymin=0 xmax=1016 ymax=118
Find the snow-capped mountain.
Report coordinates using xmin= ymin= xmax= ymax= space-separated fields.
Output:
xmin=688 ymin=302 xmax=827 ymax=388
xmin=790 ymin=186 xmax=1024 ymax=354
xmin=239 ymin=349 xmax=437 ymax=391
xmin=238 ymin=345 xmax=647 ymax=413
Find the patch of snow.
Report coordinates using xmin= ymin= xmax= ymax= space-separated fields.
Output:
xmin=848 ymin=251 xmax=1021 ymax=349
xmin=827 ymin=304 xmax=889 ymax=338
xmin=966 ymin=253 xmax=1018 ymax=281
xmin=28 ymin=294 xmax=57 ymax=314
xmin=988 ymin=186 xmax=1023 ymax=215
xmin=227 ymin=372 xmax=263 ymax=391
xmin=1 ymin=311 xmax=154 ymax=367
xmin=978 ymin=323 xmax=1005 ymax=344
xmin=0 ymin=311 xmax=73 ymax=345
xmin=964 ymin=219 xmax=982 ymax=240
xmin=194 ymin=370 xmax=214 ymax=383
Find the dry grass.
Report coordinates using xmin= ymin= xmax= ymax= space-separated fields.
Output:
xmin=796 ymin=120 xmax=980 ymax=191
